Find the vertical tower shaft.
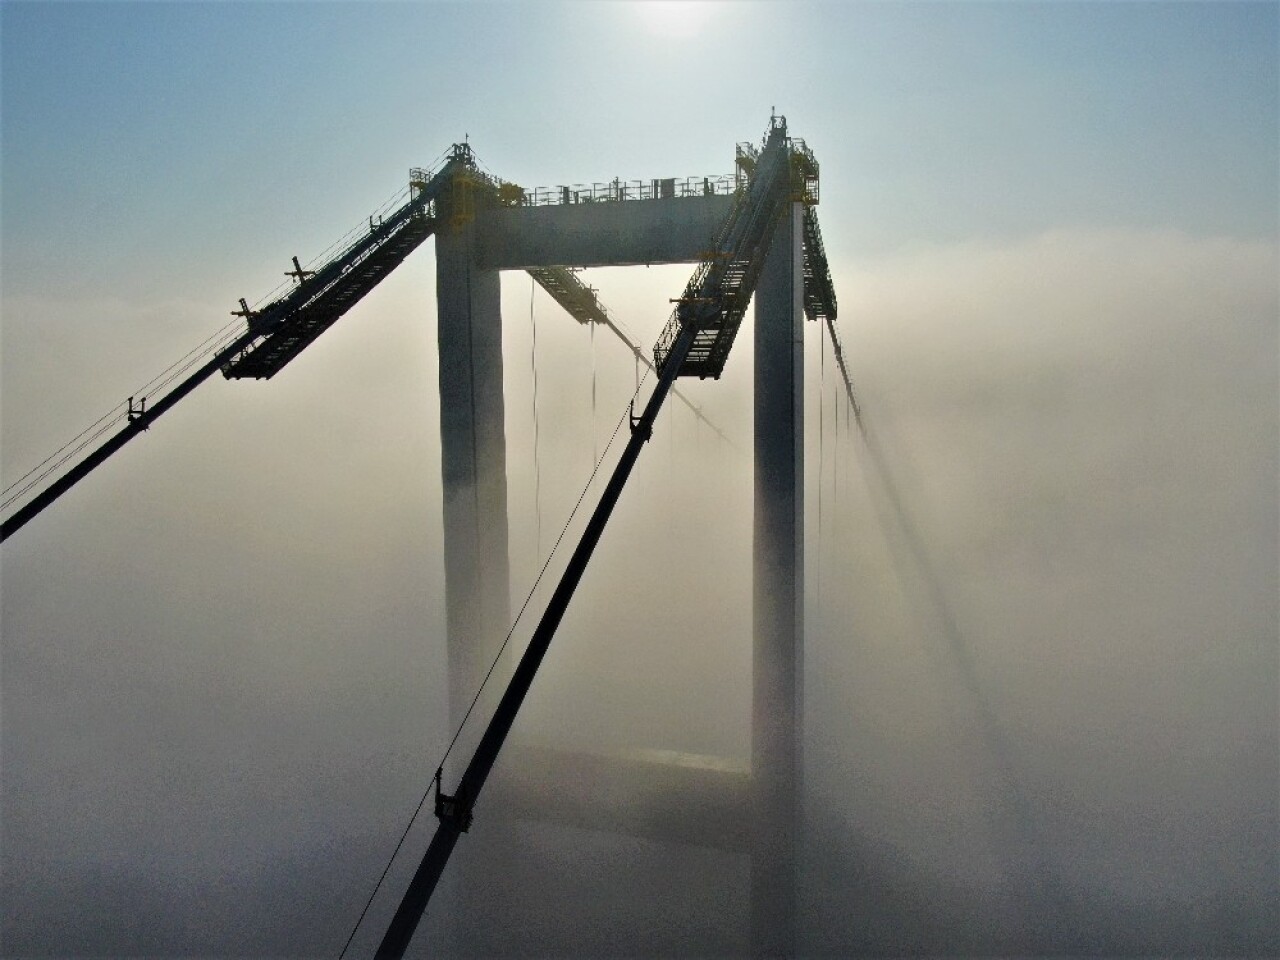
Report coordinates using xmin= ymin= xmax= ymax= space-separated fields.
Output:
xmin=751 ymin=201 xmax=805 ymax=959
xmin=435 ymin=222 xmax=512 ymax=730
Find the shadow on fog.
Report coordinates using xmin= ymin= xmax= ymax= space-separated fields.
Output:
xmin=798 ymin=395 xmax=1274 ymax=957
xmin=838 ymin=394 xmax=1080 ymax=947
xmin=800 ymin=792 xmax=1276 ymax=957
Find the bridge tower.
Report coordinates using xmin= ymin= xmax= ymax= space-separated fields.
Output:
xmin=434 ymin=183 xmax=512 ymax=733
xmin=0 ymin=117 xmax=833 ymax=958
xmin=752 ymin=200 xmax=805 ymax=956
xmin=434 ymin=169 xmax=808 ymax=955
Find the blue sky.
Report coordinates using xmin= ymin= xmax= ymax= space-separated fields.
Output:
xmin=2 ymin=3 xmax=1277 ymax=956
xmin=2 ymin=2 xmax=1275 ymax=305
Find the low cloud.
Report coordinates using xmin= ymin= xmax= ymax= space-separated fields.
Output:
xmin=2 ymin=227 xmax=1276 ymax=956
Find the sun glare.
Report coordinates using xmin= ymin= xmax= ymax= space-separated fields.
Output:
xmin=633 ymin=1 xmax=718 ymax=40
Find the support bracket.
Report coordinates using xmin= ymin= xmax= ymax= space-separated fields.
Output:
xmin=433 ymin=767 xmax=472 ymax=833
xmin=629 ymin=400 xmax=652 ymax=441
xmin=126 ymin=396 xmax=149 ymax=429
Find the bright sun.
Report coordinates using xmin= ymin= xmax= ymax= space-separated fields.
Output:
xmin=633 ymin=1 xmax=718 ymax=41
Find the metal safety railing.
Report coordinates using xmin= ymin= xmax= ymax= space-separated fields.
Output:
xmin=504 ymin=174 xmax=736 ymax=208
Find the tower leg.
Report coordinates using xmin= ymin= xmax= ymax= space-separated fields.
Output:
xmin=436 ymin=225 xmax=512 ymax=728
xmin=751 ymin=202 xmax=805 ymax=959
xmin=434 ymin=223 xmax=514 ymax=957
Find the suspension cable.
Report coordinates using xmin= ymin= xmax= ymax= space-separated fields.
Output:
xmin=434 ymin=366 xmax=650 ymax=773
xmin=335 ymin=785 xmax=433 ymax=960
xmin=337 ymin=306 xmax=657 ymax=960
xmin=2 ymin=315 xmax=244 ymax=513
xmin=2 ymin=418 xmax=121 ymax=512
xmin=249 ymin=182 xmax=415 ymax=313
xmin=2 ymin=170 xmax=432 ymax=524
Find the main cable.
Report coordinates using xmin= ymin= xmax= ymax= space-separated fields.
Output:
xmin=250 ymin=182 xmax=415 ymax=312
xmin=335 ymin=384 xmax=645 ymax=957
xmin=434 ymin=364 xmax=651 ymax=773
xmin=335 ymin=373 xmax=653 ymax=954
xmin=2 ymin=315 xmax=244 ymax=512
xmin=2 ymin=174 xmax=427 ymax=516
xmin=2 ymin=418 xmax=121 ymax=511
xmin=335 ymin=786 xmax=433 ymax=960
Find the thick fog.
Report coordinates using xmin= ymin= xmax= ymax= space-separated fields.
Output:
xmin=3 ymin=223 xmax=1275 ymax=956
xmin=2 ymin=3 xmax=1276 ymax=953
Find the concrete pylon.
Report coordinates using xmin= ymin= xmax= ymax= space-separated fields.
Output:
xmin=433 ymin=218 xmax=518 ymax=958
xmin=435 ymin=221 xmax=512 ymax=731
xmin=431 ymin=191 xmax=807 ymax=956
xmin=752 ymin=201 xmax=805 ymax=959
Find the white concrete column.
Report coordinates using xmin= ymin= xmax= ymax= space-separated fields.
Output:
xmin=751 ymin=202 xmax=805 ymax=959
xmin=435 ymin=223 xmax=511 ymax=731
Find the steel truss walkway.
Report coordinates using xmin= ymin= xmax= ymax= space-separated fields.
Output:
xmin=654 ymin=122 xmax=822 ymax=378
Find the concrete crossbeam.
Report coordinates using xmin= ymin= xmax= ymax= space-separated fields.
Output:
xmin=473 ymin=195 xmax=735 ymax=269
xmin=487 ymin=743 xmax=753 ymax=854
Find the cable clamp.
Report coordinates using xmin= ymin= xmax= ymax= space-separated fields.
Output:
xmin=433 ymin=767 xmax=472 ymax=832
xmin=127 ymin=396 xmax=149 ymax=429
xmin=629 ymin=400 xmax=652 ymax=442
xmin=233 ymin=298 xmax=269 ymax=335
xmin=285 ymin=256 xmax=314 ymax=284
